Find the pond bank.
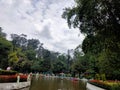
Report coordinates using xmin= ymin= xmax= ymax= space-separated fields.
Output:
xmin=86 ymin=82 xmax=106 ymax=90
xmin=0 ymin=81 xmax=31 ymax=90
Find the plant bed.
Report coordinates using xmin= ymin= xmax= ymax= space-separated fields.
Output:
xmin=0 ymin=74 xmax=28 ymax=83
xmin=0 ymin=70 xmax=17 ymax=75
xmin=88 ymin=80 xmax=120 ymax=90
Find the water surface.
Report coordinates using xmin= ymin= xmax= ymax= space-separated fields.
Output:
xmin=30 ymin=77 xmax=87 ymax=90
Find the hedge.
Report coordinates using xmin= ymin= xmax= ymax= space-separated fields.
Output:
xmin=0 ymin=70 xmax=17 ymax=75
xmin=88 ymin=80 xmax=110 ymax=90
xmin=88 ymin=80 xmax=120 ymax=90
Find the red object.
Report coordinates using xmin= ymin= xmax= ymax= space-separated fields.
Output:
xmin=0 ymin=74 xmax=28 ymax=82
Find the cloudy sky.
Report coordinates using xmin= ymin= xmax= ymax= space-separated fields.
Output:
xmin=0 ymin=0 xmax=84 ymax=53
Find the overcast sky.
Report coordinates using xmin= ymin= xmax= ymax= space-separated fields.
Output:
xmin=0 ymin=0 xmax=84 ymax=53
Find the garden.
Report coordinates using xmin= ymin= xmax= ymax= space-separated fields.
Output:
xmin=88 ymin=80 xmax=120 ymax=90
xmin=88 ymin=74 xmax=120 ymax=90
xmin=0 ymin=70 xmax=28 ymax=83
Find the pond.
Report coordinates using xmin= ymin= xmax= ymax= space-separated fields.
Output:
xmin=29 ymin=76 xmax=87 ymax=90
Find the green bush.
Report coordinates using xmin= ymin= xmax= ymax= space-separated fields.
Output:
xmin=88 ymin=80 xmax=120 ymax=90
xmin=95 ymin=74 xmax=100 ymax=80
xmin=88 ymin=80 xmax=110 ymax=90
xmin=110 ymin=84 xmax=120 ymax=90
xmin=101 ymin=74 xmax=106 ymax=81
xmin=0 ymin=70 xmax=17 ymax=75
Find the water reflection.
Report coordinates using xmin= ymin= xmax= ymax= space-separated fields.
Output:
xmin=20 ymin=87 xmax=30 ymax=90
xmin=30 ymin=77 xmax=87 ymax=90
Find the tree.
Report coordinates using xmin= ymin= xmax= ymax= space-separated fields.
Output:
xmin=0 ymin=37 xmax=13 ymax=69
xmin=27 ymin=39 xmax=40 ymax=50
xmin=11 ymin=34 xmax=27 ymax=50
xmin=72 ymin=51 xmax=95 ymax=77
xmin=21 ymin=60 xmax=32 ymax=73
xmin=8 ymin=52 xmax=19 ymax=68
xmin=42 ymin=49 xmax=52 ymax=72
xmin=63 ymin=0 xmax=120 ymax=35
xmin=0 ymin=27 xmax=6 ymax=38
xmin=52 ymin=60 xmax=66 ymax=73
xmin=25 ymin=49 xmax=36 ymax=60
xmin=37 ymin=43 xmax=44 ymax=58
xmin=63 ymin=0 xmax=120 ymax=79
xmin=62 ymin=0 xmax=120 ymax=53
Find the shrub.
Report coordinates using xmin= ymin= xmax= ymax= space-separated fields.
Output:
xmin=88 ymin=80 xmax=110 ymax=90
xmin=111 ymin=84 xmax=120 ymax=90
xmin=101 ymin=74 xmax=106 ymax=81
xmin=0 ymin=70 xmax=17 ymax=75
xmin=88 ymin=80 xmax=120 ymax=90
xmin=95 ymin=74 xmax=100 ymax=80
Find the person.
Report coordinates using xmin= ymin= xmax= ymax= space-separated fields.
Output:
xmin=6 ymin=67 xmax=11 ymax=71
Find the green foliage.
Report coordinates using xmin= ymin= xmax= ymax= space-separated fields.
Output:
xmin=101 ymin=74 xmax=106 ymax=81
xmin=52 ymin=60 xmax=66 ymax=73
xmin=72 ymin=49 xmax=89 ymax=73
xmin=0 ymin=37 xmax=13 ymax=69
xmin=20 ymin=60 xmax=31 ymax=73
xmin=31 ymin=59 xmax=43 ymax=72
xmin=95 ymin=74 xmax=100 ymax=80
xmin=82 ymin=35 xmax=104 ymax=54
xmin=63 ymin=0 xmax=120 ymax=80
xmin=10 ymin=33 xmax=69 ymax=73
xmin=98 ymin=51 xmax=120 ymax=80
xmin=0 ymin=28 xmax=70 ymax=74
xmin=89 ymin=80 xmax=120 ymax=90
xmin=72 ymin=49 xmax=98 ymax=78
xmin=110 ymin=84 xmax=120 ymax=90
xmin=0 ymin=27 xmax=6 ymax=38
xmin=27 ymin=39 xmax=40 ymax=50
xmin=25 ymin=49 xmax=36 ymax=60
xmin=88 ymin=80 xmax=110 ymax=90
xmin=0 ymin=70 xmax=17 ymax=75
xmin=8 ymin=52 xmax=19 ymax=66
xmin=11 ymin=34 xmax=27 ymax=49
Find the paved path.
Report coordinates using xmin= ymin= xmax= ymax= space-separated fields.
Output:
xmin=0 ymin=81 xmax=30 ymax=90
xmin=86 ymin=83 xmax=106 ymax=90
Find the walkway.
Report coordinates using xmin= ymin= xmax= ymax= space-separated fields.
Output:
xmin=0 ymin=81 xmax=30 ymax=90
xmin=86 ymin=82 xmax=106 ymax=90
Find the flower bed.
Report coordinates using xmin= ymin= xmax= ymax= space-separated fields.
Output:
xmin=0 ymin=74 xmax=28 ymax=83
xmin=88 ymin=80 xmax=120 ymax=90
xmin=88 ymin=80 xmax=110 ymax=89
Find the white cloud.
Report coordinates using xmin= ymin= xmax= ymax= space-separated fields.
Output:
xmin=0 ymin=0 xmax=85 ymax=53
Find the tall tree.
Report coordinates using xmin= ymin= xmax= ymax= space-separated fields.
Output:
xmin=63 ymin=0 xmax=120 ymax=79
xmin=11 ymin=34 xmax=27 ymax=50
xmin=0 ymin=35 xmax=13 ymax=69
xmin=0 ymin=27 xmax=6 ymax=38
xmin=8 ymin=52 xmax=19 ymax=68
xmin=27 ymin=39 xmax=40 ymax=50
